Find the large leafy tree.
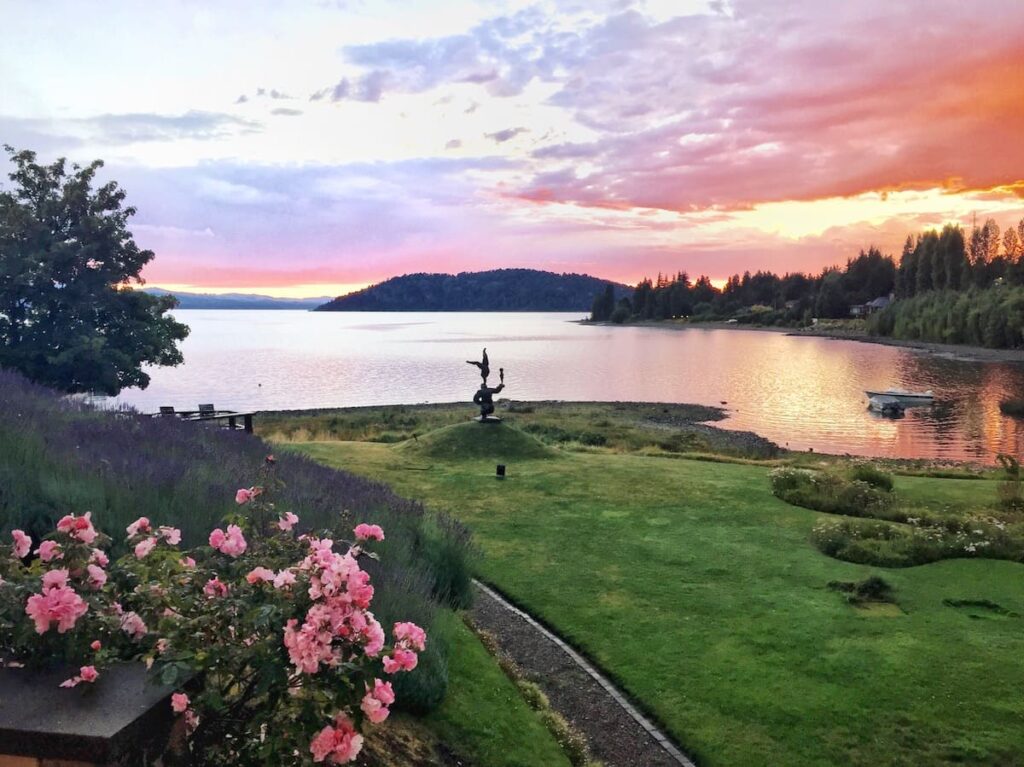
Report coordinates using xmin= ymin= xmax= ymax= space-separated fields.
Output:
xmin=0 ymin=146 xmax=188 ymax=395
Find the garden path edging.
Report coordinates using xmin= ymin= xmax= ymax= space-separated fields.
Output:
xmin=471 ymin=580 xmax=696 ymax=767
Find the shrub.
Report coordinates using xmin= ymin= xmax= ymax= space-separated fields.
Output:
xmin=0 ymin=470 xmax=430 ymax=765
xmin=849 ymin=464 xmax=895 ymax=492
xmin=769 ymin=467 xmax=894 ymax=518
xmin=768 ymin=466 xmax=811 ymax=495
xmin=811 ymin=517 xmax=1024 ymax=568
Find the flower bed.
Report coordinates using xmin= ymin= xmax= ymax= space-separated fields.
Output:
xmin=1 ymin=458 xmax=429 ymax=765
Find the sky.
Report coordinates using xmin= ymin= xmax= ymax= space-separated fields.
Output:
xmin=3 ymin=0 xmax=1024 ymax=298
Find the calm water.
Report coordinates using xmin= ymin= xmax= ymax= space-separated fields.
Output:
xmin=113 ymin=311 xmax=1024 ymax=462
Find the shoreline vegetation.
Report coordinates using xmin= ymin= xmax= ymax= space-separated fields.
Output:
xmin=587 ymin=219 xmax=1024 ymax=353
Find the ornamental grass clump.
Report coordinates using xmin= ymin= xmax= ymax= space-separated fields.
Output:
xmin=0 ymin=457 xmax=428 ymax=766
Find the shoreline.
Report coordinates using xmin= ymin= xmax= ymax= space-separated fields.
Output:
xmin=579 ymin=319 xmax=1024 ymax=365
xmin=257 ymin=399 xmax=996 ymax=470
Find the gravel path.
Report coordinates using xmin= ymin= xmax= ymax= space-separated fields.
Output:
xmin=470 ymin=582 xmax=695 ymax=767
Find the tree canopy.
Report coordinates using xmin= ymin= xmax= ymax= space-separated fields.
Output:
xmin=317 ymin=268 xmax=629 ymax=311
xmin=0 ymin=146 xmax=188 ymax=395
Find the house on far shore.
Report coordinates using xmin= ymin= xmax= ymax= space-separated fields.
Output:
xmin=850 ymin=294 xmax=893 ymax=318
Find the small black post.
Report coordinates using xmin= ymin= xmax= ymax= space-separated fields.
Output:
xmin=496 ymin=464 xmax=506 ymax=479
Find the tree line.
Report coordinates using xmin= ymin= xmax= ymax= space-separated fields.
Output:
xmin=591 ymin=218 xmax=1024 ymax=342
xmin=868 ymin=286 xmax=1024 ymax=349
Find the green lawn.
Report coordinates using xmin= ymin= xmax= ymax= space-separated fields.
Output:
xmin=292 ymin=427 xmax=1024 ymax=767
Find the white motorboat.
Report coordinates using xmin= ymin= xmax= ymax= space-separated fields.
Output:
xmin=864 ymin=387 xmax=934 ymax=404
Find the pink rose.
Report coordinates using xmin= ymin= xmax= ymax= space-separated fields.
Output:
xmin=394 ymin=621 xmax=427 ymax=652
xmin=235 ymin=488 xmax=253 ymax=505
xmin=11 ymin=530 xmax=31 ymax=559
xmin=42 ymin=569 xmax=69 ymax=590
xmin=246 ymin=566 xmax=275 ymax=585
xmin=382 ymin=647 xmax=418 ymax=674
xmin=90 ymin=640 xmax=102 ymax=651
xmin=36 ymin=540 xmax=62 ymax=562
xmin=204 ymin=577 xmax=229 ymax=598
xmin=353 ymin=523 xmax=385 ymax=542
xmin=360 ymin=691 xmax=389 ymax=724
xmin=360 ymin=678 xmax=395 ymax=724
xmin=273 ymin=570 xmax=297 ymax=590
xmin=363 ymin=617 xmax=385 ymax=657
xmin=86 ymin=564 xmax=107 ymax=590
xmin=59 ymin=665 xmax=98 ymax=688
xmin=57 ymin=513 xmax=97 ymax=545
xmin=90 ymin=548 xmax=109 ymax=567
xmin=120 ymin=610 xmax=148 ymax=639
xmin=277 ymin=512 xmax=299 ymax=531
xmin=134 ymin=537 xmax=157 ymax=559
xmin=158 ymin=526 xmax=182 ymax=545
xmin=25 ymin=585 xmax=88 ymax=634
xmin=171 ymin=692 xmax=189 ymax=713
xmin=309 ymin=713 xmax=363 ymax=763
xmin=180 ymin=556 xmax=197 ymax=569
xmin=126 ymin=517 xmax=151 ymax=537
xmin=209 ymin=524 xmax=247 ymax=557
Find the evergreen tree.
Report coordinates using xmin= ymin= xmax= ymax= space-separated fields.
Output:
xmin=915 ymin=234 xmax=935 ymax=294
xmin=938 ymin=224 xmax=967 ymax=291
xmin=589 ymin=284 xmax=616 ymax=321
xmin=968 ymin=223 xmax=987 ymax=286
xmin=691 ymin=275 xmax=717 ymax=305
xmin=814 ymin=270 xmax=848 ymax=318
xmin=895 ymin=235 xmax=917 ymax=297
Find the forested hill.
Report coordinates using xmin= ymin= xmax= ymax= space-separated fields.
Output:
xmin=315 ymin=269 xmax=631 ymax=311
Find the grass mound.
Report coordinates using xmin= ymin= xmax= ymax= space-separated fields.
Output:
xmin=397 ymin=422 xmax=555 ymax=461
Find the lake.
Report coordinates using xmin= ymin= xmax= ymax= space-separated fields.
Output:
xmin=113 ymin=310 xmax=1024 ymax=463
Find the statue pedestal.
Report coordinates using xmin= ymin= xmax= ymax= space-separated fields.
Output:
xmin=474 ymin=415 xmax=502 ymax=424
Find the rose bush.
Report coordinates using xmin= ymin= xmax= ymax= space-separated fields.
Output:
xmin=0 ymin=457 xmax=425 ymax=766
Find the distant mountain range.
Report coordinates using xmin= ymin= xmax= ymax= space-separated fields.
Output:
xmin=316 ymin=269 xmax=631 ymax=312
xmin=144 ymin=288 xmax=331 ymax=310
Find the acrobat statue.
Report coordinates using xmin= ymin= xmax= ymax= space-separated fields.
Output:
xmin=467 ymin=348 xmax=505 ymax=421
xmin=465 ymin=347 xmax=491 ymax=383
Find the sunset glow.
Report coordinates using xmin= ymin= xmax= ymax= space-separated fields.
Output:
xmin=4 ymin=0 xmax=1023 ymax=296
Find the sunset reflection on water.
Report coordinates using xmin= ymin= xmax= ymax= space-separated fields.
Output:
xmin=114 ymin=312 xmax=1024 ymax=463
